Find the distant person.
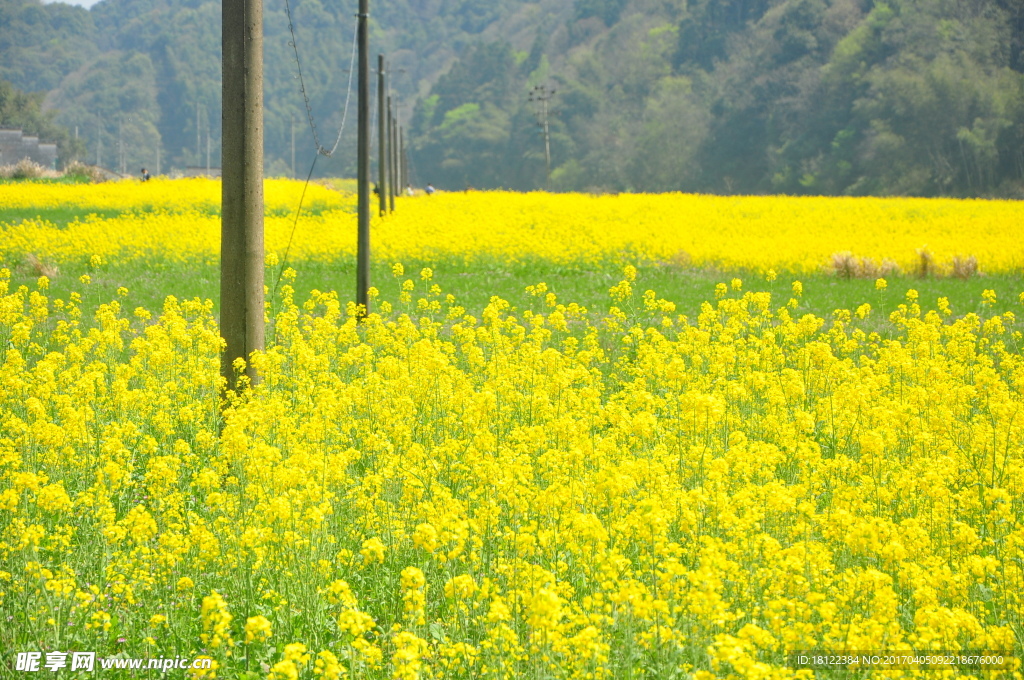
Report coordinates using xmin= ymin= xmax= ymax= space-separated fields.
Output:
xmin=406 ymin=184 xmax=414 ymax=196
xmin=140 ymin=168 xmax=150 ymax=181
xmin=425 ymin=183 xmax=435 ymax=195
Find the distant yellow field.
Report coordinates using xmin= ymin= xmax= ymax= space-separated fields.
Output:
xmin=387 ymin=191 xmax=1024 ymax=274
xmin=1 ymin=180 xmax=1023 ymax=274
xmin=0 ymin=177 xmax=349 ymax=213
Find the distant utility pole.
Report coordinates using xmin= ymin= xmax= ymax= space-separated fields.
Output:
xmin=377 ymin=55 xmax=388 ymax=216
xmin=387 ymin=95 xmax=395 ymax=212
xmin=196 ymin=102 xmax=202 ymax=168
xmin=356 ymin=0 xmax=370 ymax=316
xmin=392 ymin=109 xmax=401 ymax=191
xmin=206 ymin=128 xmax=211 ymax=174
xmin=96 ymin=122 xmax=102 ymax=168
xmin=290 ymin=113 xmax=296 ymax=178
xmin=221 ymin=0 xmax=264 ymax=390
xmin=118 ymin=119 xmax=124 ymax=175
xmin=529 ymin=84 xmax=555 ymax=185
xmin=399 ymin=126 xmax=406 ymax=192
xmin=157 ymin=144 xmax=161 ymax=175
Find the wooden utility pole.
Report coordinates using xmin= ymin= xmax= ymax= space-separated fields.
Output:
xmin=387 ymin=95 xmax=396 ymax=212
xmin=356 ymin=0 xmax=371 ymax=315
xmin=221 ymin=0 xmax=265 ymax=390
xmin=377 ymin=54 xmax=387 ymax=216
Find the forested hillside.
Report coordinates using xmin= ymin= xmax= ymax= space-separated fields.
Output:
xmin=413 ymin=0 xmax=1024 ymax=195
xmin=0 ymin=0 xmax=530 ymax=174
xmin=2 ymin=0 xmax=1023 ymax=196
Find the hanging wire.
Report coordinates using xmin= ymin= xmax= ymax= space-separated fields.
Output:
xmin=272 ymin=152 xmax=320 ymax=299
xmin=269 ymin=0 xmax=366 ymax=317
xmin=284 ymin=0 xmax=359 ymax=157
xmin=271 ymin=0 xmax=362 ymax=301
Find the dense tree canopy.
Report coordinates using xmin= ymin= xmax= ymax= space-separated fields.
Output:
xmin=0 ymin=79 xmax=85 ymax=165
xmin=3 ymin=0 xmax=1023 ymax=194
xmin=410 ymin=0 xmax=1024 ymax=195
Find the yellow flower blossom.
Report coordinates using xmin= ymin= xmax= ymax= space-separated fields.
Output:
xmin=244 ymin=614 xmax=272 ymax=643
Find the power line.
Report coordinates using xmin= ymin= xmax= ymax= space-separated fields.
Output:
xmin=275 ymin=0 xmax=371 ymax=324
xmin=273 ymin=152 xmax=320 ymax=299
xmin=283 ymin=0 xmax=360 ymax=157
xmin=272 ymin=1 xmax=361 ymax=303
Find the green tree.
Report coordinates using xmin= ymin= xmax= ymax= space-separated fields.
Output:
xmin=630 ymin=76 xmax=709 ymax=191
xmin=47 ymin=52 xmax=161 ymax=173
xmin=412 ymin=42 xmax=519 ymax=188
xmin=0 ymin=0 xmax=98 ymax=92
xmin=0 ymin=79 xmax=85 ymax=166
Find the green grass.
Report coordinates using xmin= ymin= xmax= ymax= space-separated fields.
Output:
xmin=0 ymin=174 xmax=92 ymax=185
xmin=0 ymin=207 xmax=131 ymax=229
xmin=0 ymin=197 xmax=353 ymax=230
xmin=4 ymin=252 xmax=1021 ymax=324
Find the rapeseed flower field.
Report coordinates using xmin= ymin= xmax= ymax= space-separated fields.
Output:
xmin=1 ymin=180 xmax=1023 ymax=678
xmin=2 ymin=179 xmax=1023 ymax=273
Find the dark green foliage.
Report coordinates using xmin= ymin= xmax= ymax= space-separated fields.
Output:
xmin=45 ymin=51 xmax=161 ymax=173
xmin=410 ymin=0 xmax=1024 ymax=195
xmin=4 ymin=0 xmax=1024 ymax=194
xmin=0 ymin=79 xmax=85 ymax=166
xmin=674 ymin=0 xmax=772 ymax=70
xmin=410 ymin=42 xmax=523 ymax=188
xmin=0 ymin=0 xmax=98 ymax=92
xmin=574 ymin=0 xmax=629 ymax=26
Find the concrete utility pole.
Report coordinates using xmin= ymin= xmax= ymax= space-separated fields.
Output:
xmin=290 ymin=113 xmax=296 ymax=178
xmin=392 ymin=108 xmax=401 ymax=190
xmin=221 ymin=0 xmax=265 ymax=390
xmin=387 ymin=95 xmax=395 ymax=212
xmin=399 ymin=126 xmax=406 ymax=192
xmin=118 ymin=119 xmax=124 ymax=175
xmin=196 ymin=102 xmax=202 ymax=167
xmin=377 ymin=55 xmax=387 ymax=216
xmin=356 ymin=0 xmax=371 ymax=315
xmin=529 ymin=84 xmax=555 ymax=185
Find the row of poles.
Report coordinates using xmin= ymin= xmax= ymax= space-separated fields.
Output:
xmin=221 ymin=0 xmax=382 ymax=390
xmin=378 ymin=55 xmax=409 ymax=217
